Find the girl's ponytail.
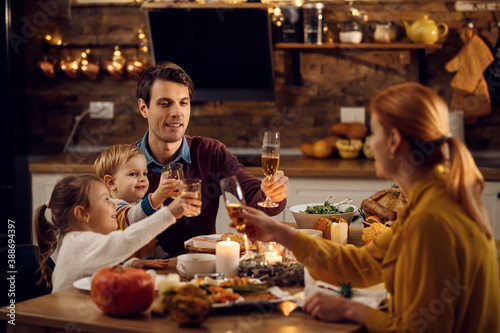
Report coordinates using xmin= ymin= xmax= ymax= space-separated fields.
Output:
xmin=446 ymin=137 xmax=492 ymax=239
xmin=34 ymin=204 xmax=58 ymax=286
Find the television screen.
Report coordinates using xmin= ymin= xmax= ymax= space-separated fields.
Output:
xmin=147 ymin=8 xmax=276 ymax=102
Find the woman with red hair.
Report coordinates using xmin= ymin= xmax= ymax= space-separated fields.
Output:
xmin=235 ymin=82 xmax=499 ymax=332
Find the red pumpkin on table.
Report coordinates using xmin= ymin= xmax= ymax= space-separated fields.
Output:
xmin=90 ymin=266 xmax=155 ymax=316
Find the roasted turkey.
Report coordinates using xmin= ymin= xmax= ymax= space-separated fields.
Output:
xmin=361 ymin=188 xmax=407 ymax=222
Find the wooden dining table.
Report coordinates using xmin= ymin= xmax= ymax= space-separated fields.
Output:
xmin=0 ymin=255 xmax=364 ymax=333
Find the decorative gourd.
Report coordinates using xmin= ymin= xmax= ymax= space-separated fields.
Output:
xmin=346 ymin=123 xmax=368 ymax=140
xmin=335 ymin=139 xmax=363 ymax=159
xmin=300 ymin=143 xmax=314 ymax=157
xmin=363 ymin=136 xmax=374 ymax=159
xmin=161 ymin=284 xmax=211 ymax=326
xmin=313 ymin=139 xmax=333 ymax=159
xmin=330 ymin=122 xmax=367 ymax=140
xmin=314 ymin=218 xmax=333 ymax=239
xmin=361 ymin=222 xmax=390 ymax=245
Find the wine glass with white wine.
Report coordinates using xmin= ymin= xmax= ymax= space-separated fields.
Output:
xmin=258 ymin=131 xmax=280 ymax=208
xmin=221 ymin=176 xmax=253 ymax=258
xmin=220 ymin=176 xmax=247 ymax=232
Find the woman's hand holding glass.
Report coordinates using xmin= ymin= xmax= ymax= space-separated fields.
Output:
xmin=220 ymin=176 xmax=248 ymax=232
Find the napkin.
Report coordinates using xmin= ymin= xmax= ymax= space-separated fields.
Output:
xmin=294 ymin=281 xmax=387 ymax=309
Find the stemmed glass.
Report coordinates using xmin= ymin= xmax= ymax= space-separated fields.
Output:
xmin=221 ymin=176 xmax=247 ymax=232
xmin=258 ymin=131 xmax=280 ymax=208
xmin=220 ymin=176 xmax=252 ymax=257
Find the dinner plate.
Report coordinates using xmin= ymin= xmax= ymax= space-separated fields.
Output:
xmin=73 ymin=275 xmax=169 ymax=291
xmin=210 ymin=286 xmax=292 ymax=309
xmin=190 ymin=234 xmax=223 ymax=249
xmin=300 ymin=281 xmax=388 ymax=310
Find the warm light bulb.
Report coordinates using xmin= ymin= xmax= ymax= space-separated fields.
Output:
xmin=113 ymin=61 xmax=123 ymax=70
xmin=44 ymin=34 xmax=52 ymax=41
xmin=56 ymin=40 xmax=62 ymax=45
xmin=351 ymin=8 xmax=360 ymax=16
xmin=114 ymin=50 xmax=121 ymax=57
xmin=273 ymin=7 xmax=281 ymax=16
xmin=141 ymin=46 xmax=148 ymax=53
xmin=268 ymin=7 xmax=274 ymax=14
xmin=70 ymin=61 xmax=79 ymax=70
xmin=81 ymin=52 xmax=87 ymax=58
xmin=85 ymin=48 xmax=91 ymax=54
xmin=295 ymin=0 xmax=302 ymax=7
xmin=81 ymin=59 xmax=88 ymax=65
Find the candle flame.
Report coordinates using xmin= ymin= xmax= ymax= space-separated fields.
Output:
xmin=277 ymin=301 xmax=298 ymax=317
xmin=226 ymin=237 xmax=231 ymax=242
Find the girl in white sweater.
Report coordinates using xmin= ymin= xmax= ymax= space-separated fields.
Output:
xmin=34 ymin=174 xmax=201 ymax=293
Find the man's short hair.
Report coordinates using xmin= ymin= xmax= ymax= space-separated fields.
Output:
xmin=136 ymin=61 xmax=195 ymax=107
xmin=94 ymin=144 xmax=145 ymax=180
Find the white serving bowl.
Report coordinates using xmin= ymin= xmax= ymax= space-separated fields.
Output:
xmin=289 ymin=203 xmax=358 ymax=229
xmin=298 ymin=229 xmax=323 ymax=238
xmin=176 ymin=253 xmax=216 ymax=279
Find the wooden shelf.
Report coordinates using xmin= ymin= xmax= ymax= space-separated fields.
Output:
xmin=141 ymin=2 xmax=268 ymax=10
xmin=274 ymin=43 xmax=442 ymax=50
xmin=275 ymin=42 xmax=442 ymax=86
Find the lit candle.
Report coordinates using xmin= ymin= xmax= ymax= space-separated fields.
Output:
xmin=331 ymin=222 xmax=348 ymax=245
xmin=265 ymin=250 xmax=282 ymax=264
xmin=216 ymin=238 xmax=240 ymax=279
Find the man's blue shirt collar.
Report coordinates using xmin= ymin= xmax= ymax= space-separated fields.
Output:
xmin=137 ymin=130 xmax=191 ymax=175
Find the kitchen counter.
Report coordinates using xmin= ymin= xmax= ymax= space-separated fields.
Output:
xmin=29 ymin=153 xmax=500 ymax=181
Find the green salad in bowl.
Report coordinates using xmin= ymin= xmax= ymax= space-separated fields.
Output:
xmin=290 ymin=202 xmax=358 ymax=229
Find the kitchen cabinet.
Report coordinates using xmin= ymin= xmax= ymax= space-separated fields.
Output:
xmin=482 ymin=181 xmax=500 ymax=239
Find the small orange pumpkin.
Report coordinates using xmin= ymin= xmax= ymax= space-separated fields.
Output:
xmin=314 ymin=217 xmax=350 ymax=240
xmin=314 ymin=218 xmax=333 ymax=239
xmin=361 ymin=222 xmax=389 ymax=245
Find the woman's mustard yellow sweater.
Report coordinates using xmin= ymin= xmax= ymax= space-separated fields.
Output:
xmin=293 ymin=166 xmax=500 ymax=332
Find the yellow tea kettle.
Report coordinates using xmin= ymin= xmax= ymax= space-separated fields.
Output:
xmin=403 ymin=15 xmax=448 ymax=44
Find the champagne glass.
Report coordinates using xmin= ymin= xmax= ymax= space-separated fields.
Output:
xmin=220 ymin=176 xmax=252 ymax=258
xmin=258 ymin=131 xmax=280 ymax=208
xmin=161 ymin=162 xmax=184 ymax=198
xmin=220 ymin=176 xmax=247 ymax=232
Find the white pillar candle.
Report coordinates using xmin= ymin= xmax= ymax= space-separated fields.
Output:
xmin=216 ymin=238 xmax=240 ymax=279
xmin=331 ymin=222 xmax=348 ymax=245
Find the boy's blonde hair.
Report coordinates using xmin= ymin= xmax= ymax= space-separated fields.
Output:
xmin=94 ymin=144 xmax=145 ymax=180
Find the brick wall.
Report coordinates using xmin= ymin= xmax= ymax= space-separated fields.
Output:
xmin=21 ymin=1 xmax=500 ymax=153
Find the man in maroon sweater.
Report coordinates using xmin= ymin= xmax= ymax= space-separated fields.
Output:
xmin=134 ymin=61 xmax=289 ymax=257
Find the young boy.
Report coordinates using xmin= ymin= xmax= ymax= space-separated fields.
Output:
xmin=94 ymin=144 xmax=180 ymax=268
